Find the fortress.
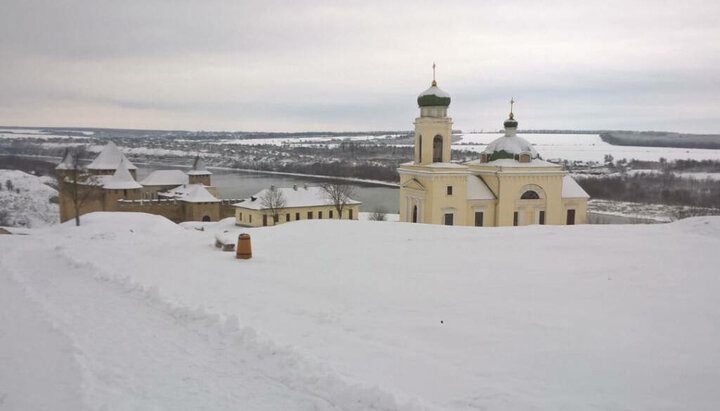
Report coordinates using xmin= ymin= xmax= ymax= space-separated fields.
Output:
xmin=56 ymin=142 xmax=239 ymax=223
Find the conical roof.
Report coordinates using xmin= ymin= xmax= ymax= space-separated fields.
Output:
xmin=187 ymin=155 xmax=212 ymax=176
xmin=103 ymin=159 xmax=142 ymax=189
xmin=55 ymin=149 xmax=76 ymax=170
xmin=87 ymin=141 xmax=137 ymax=171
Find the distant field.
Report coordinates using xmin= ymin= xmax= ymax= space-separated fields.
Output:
xmin=600 ymin=131 xmax=720 ymax=149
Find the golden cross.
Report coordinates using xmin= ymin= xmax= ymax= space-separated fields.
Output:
xmin=432 ymin=62 xmax=436 ymax=82
xmin=510 ymin=97 xmax=515 ymax=114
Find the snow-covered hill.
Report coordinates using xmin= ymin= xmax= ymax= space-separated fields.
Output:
xmin=0 ymin=169 xmax=59 ymax=227
xmin=1 ymin=213 xmax=719 ymax=410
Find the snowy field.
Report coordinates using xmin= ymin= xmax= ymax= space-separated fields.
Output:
xmin=2 ymin=213 xmax=719 ymax=410
xmin=455 ymin=133 xmax=720 ymax=163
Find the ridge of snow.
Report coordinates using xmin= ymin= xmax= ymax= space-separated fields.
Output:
xmin=562 ymin=175 xmax=590 ymax=198
xmin=418 ymin=85 xmax=450 ymax=98
xmin=235 ymin=186 xmax=361 ymax=210
xmin=140 ymin=170 xmax=189 ymax=186
xmin=102 ymin=160 xmax=142 ymax=190
xmin=159 ymin=184 xmax=220 ymax=203
xmin=483 ymin=135 xmax=539 ymax=157
xmin=0 ymin=169 xmax=58 ymax=227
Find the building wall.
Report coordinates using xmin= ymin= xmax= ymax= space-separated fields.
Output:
xmin=116 ymin=200 xmax=186 ymax=222
xmin=235 ymin=204 xmax=360 ymax=227
xmin=189 ymin=175 xmax=211 ymax=186
xmin=414 ymin=116 xmax=453 ymax=164
xmin=494 ymin=173 xmax=565 ymax=226
xmin=184 ymin=202 xmax=221 ymax=222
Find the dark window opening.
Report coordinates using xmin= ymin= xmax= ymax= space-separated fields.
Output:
xmin=474 ymin=211 xmax=484 ymax=227
xmin=412 ymin=205 xmax=418 ymax=223
xmin=286 ymin=213 xmax=290 ymax=221
xmin=446 ymin=186 xmax=453 ymax=195
xmin=513 ymin=212 xmax=519 ymax=226
xmin=318 ymin=211 xmax=323 ymax=219
xmin=262 ymin=215 xmax=268 ymax=226
xmin=433 ymin=135 xmax=443 ymax=162
xmin=202 ymin=215 xmax=210 ymax=222
xmin=295 ymin=212 xmax=300 ymax=220
xmin=418 ymin=136 xmax=423 ymax=162
xmin=539 ymin=210 xmax=545 ymax=225
xmin=329 ymin=210 xmax=334 ymax=218
xmin=307 ymin=211 xmax=313 ymax=219
xmin=566 ymin=209 xmax=576 ymax=225
xmin=349 ymin=209 xmax=353 ymax=220
xmin=521 ymin=190 xmax=540 ymax=200
xmin=444 ymin=213 xmax=454 ymax=226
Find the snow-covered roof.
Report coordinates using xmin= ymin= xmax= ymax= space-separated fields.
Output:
xmin=467 ymin=158 xmax=560 ymax=168
xmin=159 ymin=184 xmax=220 ymax=203
xmin=424 ymin=162 xmax=466 ymax=169
xmin=140 ymin=170 xmax=189 ymax=186
xmin=467 ymin=176 xmax=496 ymax=200
xmin=235 ymin=186 xmax=361 ymax=210
xmin=483 ymin=135 xmax=539 ymax=157
xmin=87 ymin=141 xmax=137 ymax=171
xmin=187 ymin=156 xmax=211 ymax=176
xmin=418 ymin=85 xmax=450 ymax=99
xmin=55 ymin=150 xmax=75 ymax=170
xmin=562 ymin=175 xmax=590 ymax=198
xmin=103 ymin=160 xmax=142 ymax=190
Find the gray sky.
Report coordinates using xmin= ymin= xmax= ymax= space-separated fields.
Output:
xmin=1 ymin=0 xmax=719 ymax=133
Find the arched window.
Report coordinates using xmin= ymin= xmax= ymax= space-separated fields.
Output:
xmin=418 ymin=136 xmax=422 ymax=162
xmin=412 ymin=205 xmax=418 ymax=223
xmin=520 ymin=190 xmax=540 ymax=200
xmin=433 ymin=135 xmax=443 ymax=162
xmin=202 ymin=215 xmax=211 ymax=222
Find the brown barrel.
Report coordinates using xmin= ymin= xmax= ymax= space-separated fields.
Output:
xmin=236 ymin=233 xmax=252 ymax=259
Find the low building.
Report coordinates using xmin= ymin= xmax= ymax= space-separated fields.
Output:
xmin=234 ymin=185 xmax=361 ymax=227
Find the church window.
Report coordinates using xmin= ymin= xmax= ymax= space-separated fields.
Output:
xmin=475 ymin=211 xmax=484 ymax=227
xmin=433 ymin=135 xmax=443 ymax=162
xmin=539 ymin=210 xmax=545 ymax=225
xmin=444 ymin=213 xmax=454 ymax=226
xmin=521 ymin=190 xmax=540 ymax=200
xmin=412 ymin=205 xmax=418 ymax=223
xmin=446 ymin=186 xmax=453 ymax=195
xmin=418 ymin=137 xmax=422 ymax=162
xmin=513 ymin=212 xmax=519 ymax=226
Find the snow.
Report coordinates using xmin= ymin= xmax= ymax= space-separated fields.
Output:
xmin=2 ymin=212 xmax=720 ymax=410
xmin=160 ymin=184 xmax=220 ymax=203
xmin=466 ymin=175 xmax=495 ymax=200
xmin=86 ymin=141 xmax=137 ymax=171
xmin=102 ymin=160 xmax=142 ymax=190
xmin=418 ymin=85 xmax=450 ymax=98
xmin=139 ymin=169 xmax=189 ymax=186
xmin=561 ymin=175 xmax=590 ymax=198
xmin=55 ymin=150 xmax=75 ymax=170
xmin=0 ymin=169 xmax=58 ymax=227
xmin=467 ymin=158 xmax=559 ymax=168
xmin=483 ymin=135 xmax=539 ymax=157
xmin=187 ymin=156 xmax=212 ymax=176
xmin=236 ymin=186 xmax=361 ymax=210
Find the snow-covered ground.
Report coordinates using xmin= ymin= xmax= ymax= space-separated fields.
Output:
xmin=0 ymin=169 xmax=59 ymax=227
xmin=2 ymin=213 xmax=719 ymax=410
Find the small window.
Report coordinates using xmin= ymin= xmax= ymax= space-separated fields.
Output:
xmin=349 ymin=209 xmax=353 ymax=220
xmin=446 ymin=186 xmax=453 ymax=195
xmin=521 ymin=190 xmax=540 ymax=200
xmin=513 ymin=212 xmax=519 ymax=226
xmin=123 ymin=189 xmax=127 ymax=196
xmin=249 ymin=215 xmax=252 ymax=223
xmin=307 ymin=211 xmax=313 ymax=219
xmin=474 ymin=211 xmax=484 ymax=227
xmin=329 ymin=210 xmax=334 ymax=218
xmin=319 ymin=211 xmax=323 ymax=219
xmin=286 ymin=213 xmax=290 ymax=222
xmin=539 ymin=210 xmax=545 ymax=225
xmin=262 ymin=215 xmax=267 ymax=226
xmin=239 ymin=212 xmax=242 ymax=220
xmin=296 ymin=212 xmax=300 ymax=220
xmin=444 ymin=213 xmax=454 ymax=226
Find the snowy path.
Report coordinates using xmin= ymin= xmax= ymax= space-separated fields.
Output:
xmin=0 ymin=242 xmax=371 ymax=411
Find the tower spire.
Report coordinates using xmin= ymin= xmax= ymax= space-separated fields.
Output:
xmin=509 ymin=97 xmax=515 ymax=119
xmin=432 ymin=62 xmax=437 ymax=87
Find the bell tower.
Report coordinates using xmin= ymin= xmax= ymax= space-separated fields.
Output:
xmin=414 ymin=63 xmax=453 ymax=164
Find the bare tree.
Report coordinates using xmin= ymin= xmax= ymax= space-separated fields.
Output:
xmin=369 ymin=207 xmax=387 ymax=221
xmin=322 ymin=182 xmax=356 ymax=219
xmin=260 ymin=186 xmax=286 ymax=224
xmin=62 ymin=146 xmax=101 ymax=226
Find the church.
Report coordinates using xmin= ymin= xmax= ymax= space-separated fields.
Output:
xmin=398 ymin=72 xmax=589 ymax=227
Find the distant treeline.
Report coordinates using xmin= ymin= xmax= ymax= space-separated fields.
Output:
xmin=600 ymin=131 xmax=720 ymax=149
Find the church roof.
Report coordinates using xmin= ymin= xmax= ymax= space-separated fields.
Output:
xmin=466 ymin=176 xmax=496 ymax=200
xmin=140 ymin=170 xmax=189 ymax=186
xmin=103 ymin=160 xmax=142 ymax=190
xmin=418 ymin=85 xmax=451 ymax=107
xmin=562 ymin=175 xmax=590 ymax=198
xmin=87 ymin=141 xmax=137 ymax=171
xmin=234 ymin=186 xmax=360 ymax=210
xmin=483 ymin=135 xmax=539 ymax=158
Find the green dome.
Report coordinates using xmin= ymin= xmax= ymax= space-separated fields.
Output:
xmin=417 ymin=83 xmax=451 ymax=107
xmin=503 ymin=112 xmax=518 ymax=128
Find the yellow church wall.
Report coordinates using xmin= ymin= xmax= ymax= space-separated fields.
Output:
xmin=465 ymin=200 xmax=496 ymax=227
xmin=562 ymin=199 xmax=588 ymax=225
xmin=493 ymin=173 xmax=565 ymax=226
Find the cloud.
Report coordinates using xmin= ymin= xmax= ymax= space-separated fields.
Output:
xmin=1 ymin=0 xmax=719 ymax=132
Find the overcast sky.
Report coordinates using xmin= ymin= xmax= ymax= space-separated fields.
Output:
xmin=1 ymin=0 xmax=719 ymax=133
